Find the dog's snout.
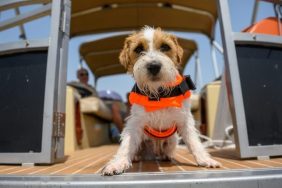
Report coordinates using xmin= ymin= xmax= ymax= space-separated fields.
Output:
xmin=146 ymin=61 xmax=162 ymax=76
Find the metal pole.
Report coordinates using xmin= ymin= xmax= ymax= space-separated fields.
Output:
xmin=194 ymin=51 xmax=203 ymax=89
xmin=275 ymin=4 xmax=282 ymax=36
xmin=251 ymin=0 xmax=259 ymax=25
xmin=212 ymin=40 xmax=224 ymax=54
xmin=14 ymin=7 xmax=27 ymax=40
xmin=94 ymin=76 xmax=97 ymax=87
xmin=79 ymin=57 xmax=83 ymax=69
xmin=0 ymin=4 xmax=51 ymax=32
xmin=211 ymin=41 xmax=220 ymax=78
xmin=194 ymin=53 xmax=198 ymax=88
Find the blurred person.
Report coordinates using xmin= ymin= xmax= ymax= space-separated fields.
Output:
xmin=99 ymin=90 xmax=127 ymax=143
xmin=68 ymin=67 xmax=98 ymax=98
xmin=67 ymin=67 xmax=99 ymax=145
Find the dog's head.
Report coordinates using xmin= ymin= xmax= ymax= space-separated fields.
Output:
xmin=119 ymin=26 xmax=183 ymax=95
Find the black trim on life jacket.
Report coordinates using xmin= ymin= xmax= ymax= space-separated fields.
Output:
xmin=131 ymin=75 xmax=196 ymax=101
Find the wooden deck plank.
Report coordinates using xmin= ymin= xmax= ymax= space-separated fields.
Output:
xmin=208 ymin=148 xmax=281 ymax=169
xmin=42 ymin=148 xmax=112 ymax=175
xmin=1 ymin=145 xmax=282 ymax=175
xmin=127 ymin=161 xmax=141 ymax=173
xmin=9 ymin=152 xmax=97 ymax=175
xmin=71 ymin=152 xmax=114 ymax=174
xmin=174 ymin=153 xmax=208 ymax=171
xmin=140 ymin=161 xmax=161 ymax=172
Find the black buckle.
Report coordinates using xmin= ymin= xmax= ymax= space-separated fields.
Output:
xmin=178 ymin=75 xmax=196 ymax=94
xmin=185 ymin=75 xmax=196 ymax=90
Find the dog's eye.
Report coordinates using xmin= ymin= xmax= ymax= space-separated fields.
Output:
xmin=134 ymin=45 xmax=144 ymax=54
xmin=160 ymin=43 xmax=171 ymax=52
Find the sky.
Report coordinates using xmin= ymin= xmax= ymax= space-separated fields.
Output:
xmin=0 ymin=0 xmax=275 ymax=101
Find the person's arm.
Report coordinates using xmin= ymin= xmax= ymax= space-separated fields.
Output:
xmin=111 ymin=102 xmax=124 ymax=133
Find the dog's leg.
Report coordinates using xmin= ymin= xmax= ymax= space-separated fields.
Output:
xmin=178 ymin=112 xmax=221 ymax=168
xmin=161 ymin=135 xmax=178 ymax=161
xmin=101 ymin=118 xmax=143 ymax=175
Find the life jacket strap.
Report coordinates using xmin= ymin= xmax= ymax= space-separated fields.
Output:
xmin=144 ymin=123 xmax=177 ymax=140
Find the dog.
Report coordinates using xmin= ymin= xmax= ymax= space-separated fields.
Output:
xmin=102 ymin=26 xmax=221 ymax=175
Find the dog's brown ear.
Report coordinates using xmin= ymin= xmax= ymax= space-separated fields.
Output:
xmin=170 ymin=35 xmax=184 ymax=66
xmin=119 ymin=37 xmax=132 ymax=69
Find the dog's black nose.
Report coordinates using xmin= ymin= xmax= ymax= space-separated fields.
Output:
xmin=146 ymin=61 xmax=162 ymax=76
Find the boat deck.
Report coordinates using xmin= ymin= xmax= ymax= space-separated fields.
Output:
xmin=1 ymin=145 xmax=282 ymax=176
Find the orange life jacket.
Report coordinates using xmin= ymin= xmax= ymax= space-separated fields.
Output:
xmin=129 ymin=75 xmax=196 ymax=139
xmin=129 ymin=75 xmax=196 ymax=112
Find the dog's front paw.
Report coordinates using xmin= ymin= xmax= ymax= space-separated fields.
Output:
xmin=196 ymin=157 xmax=222 ymax=168
xmin=101 ymin=159 xmax=131 ymax=176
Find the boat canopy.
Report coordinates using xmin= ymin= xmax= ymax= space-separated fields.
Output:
xmin=71 ymin=0 xmax=217 ymax=39
xmin=80 ymin=34 xmax=197 ymax=78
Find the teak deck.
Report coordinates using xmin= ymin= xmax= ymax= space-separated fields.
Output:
xmin=1 ymin=145 xmax=282 ymax=176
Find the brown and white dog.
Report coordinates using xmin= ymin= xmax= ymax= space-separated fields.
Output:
xmin=102 ymin=26 xmax=221 ymax=175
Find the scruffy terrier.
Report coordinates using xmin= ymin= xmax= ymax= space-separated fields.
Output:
xmin=102 ymin=26 xmax=221 ymax=175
